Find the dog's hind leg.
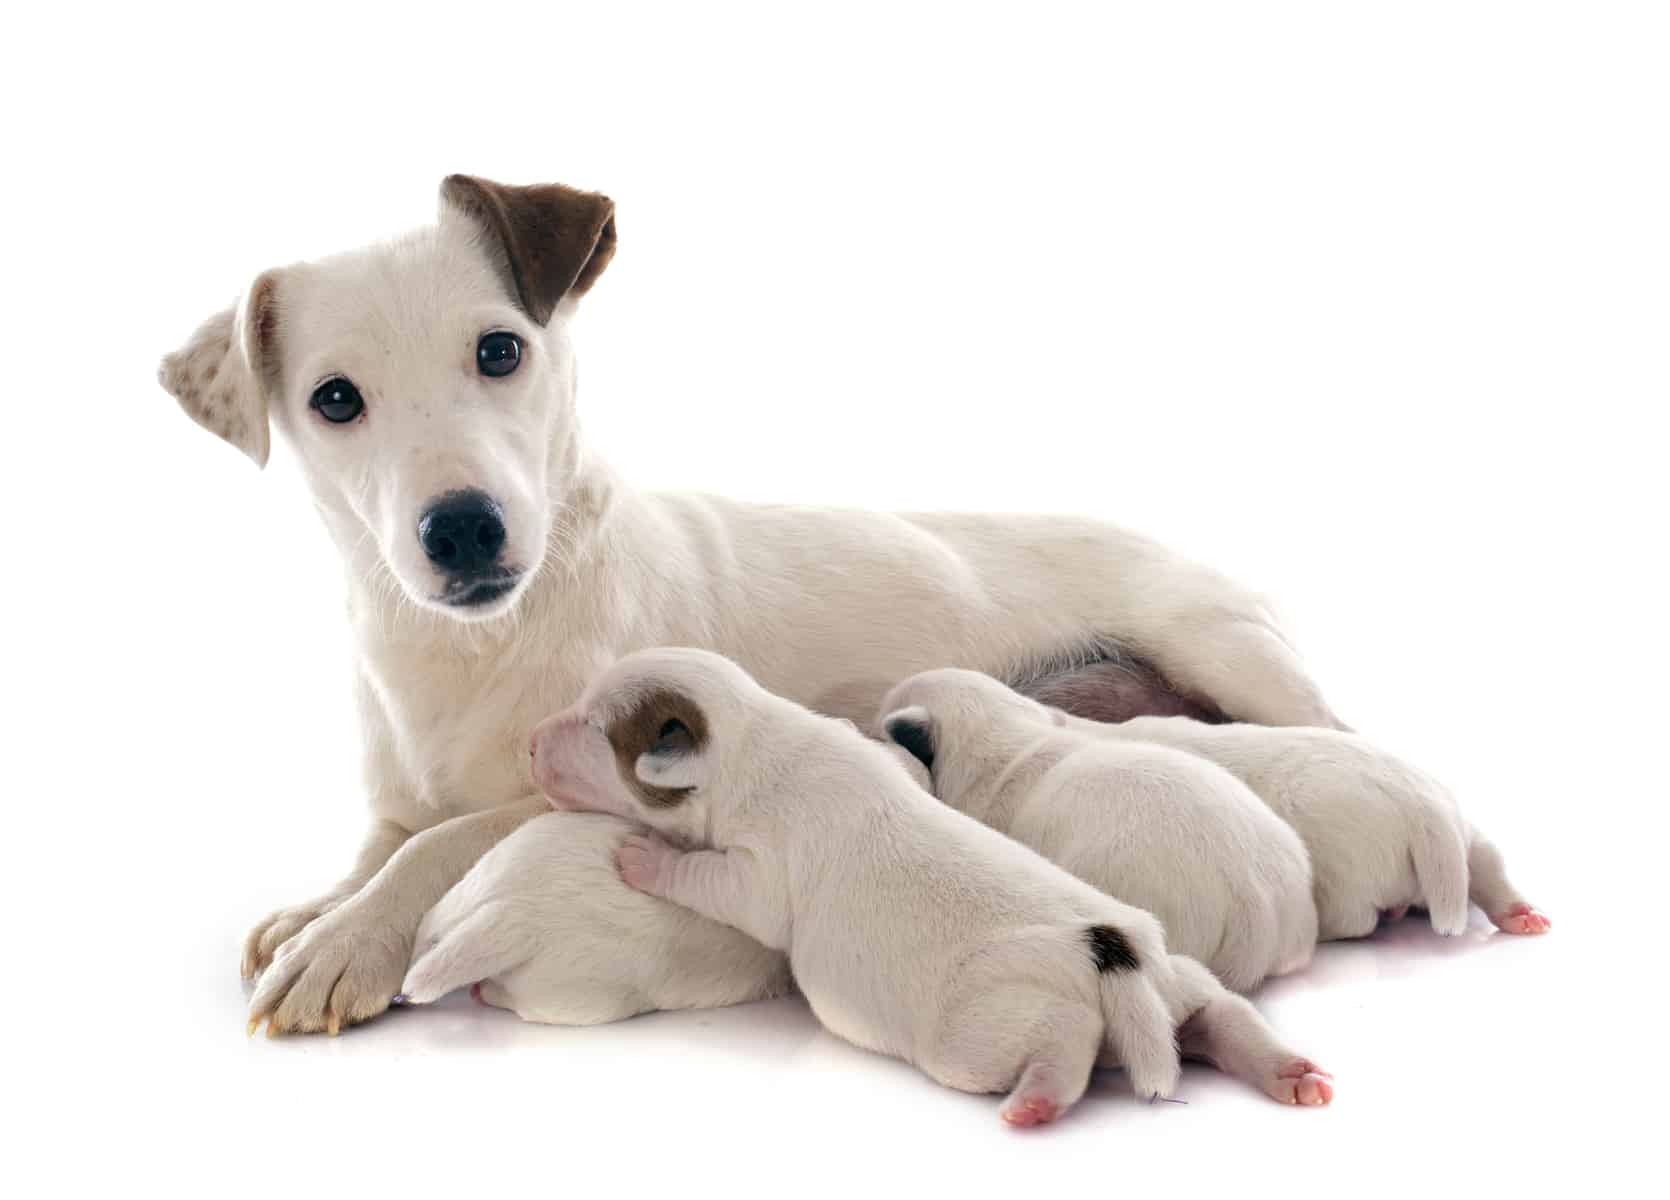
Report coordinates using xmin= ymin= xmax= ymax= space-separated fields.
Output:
xmin=1171 ymin=955 xmax=1333 ymax=1107
xmin=1468 ymin=829 xmax=1551 ymax=935
xmin=998 ymin=1008 xmax=1103 ymax=1128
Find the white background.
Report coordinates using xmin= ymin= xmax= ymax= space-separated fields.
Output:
xmin=4 ymin=3 xmax=1665 ymax=1196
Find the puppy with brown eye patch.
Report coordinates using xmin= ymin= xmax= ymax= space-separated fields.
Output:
xmin=530 ymin=647 xmax=1336 ymax=1125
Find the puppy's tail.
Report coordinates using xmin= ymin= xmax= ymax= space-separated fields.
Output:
xmin=1408 ymin=799 xmax=1471 ymax=937
xmin=401 ymin=901 xmax=529 ymax=1004
xmin=1089 ymin=924 xmax=1182 ymax=1100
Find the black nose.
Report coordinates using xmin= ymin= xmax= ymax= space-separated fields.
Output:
xmin=418 ymin=489 xmax=507 ymax=575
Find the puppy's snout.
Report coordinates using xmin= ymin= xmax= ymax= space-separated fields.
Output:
xmin=529 ymin=709 xmax=591 ymax=807
xmin=418 ymin=489 xmax=506 ymax=575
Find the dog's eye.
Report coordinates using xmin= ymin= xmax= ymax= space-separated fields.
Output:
xmin=651 ymin=718 xmax=693 ymax=755
xmin=476 ymin=331 xmax=522 ymax=378
xmin=309 ymin=377 xmax=364 ymax=424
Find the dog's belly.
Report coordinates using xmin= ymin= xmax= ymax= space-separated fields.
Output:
xmin=1010 ymin=652 xmax=1224 ymax=725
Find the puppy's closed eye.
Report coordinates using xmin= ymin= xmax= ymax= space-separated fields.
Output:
xmin=651 ymin=718 xmax=694 ymax=756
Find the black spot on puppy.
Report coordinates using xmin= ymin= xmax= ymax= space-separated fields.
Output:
xmin=1085 ymin=924 xmax=1139 ymax=973
xmin=883 ymin=709 xmax=935 ymax=773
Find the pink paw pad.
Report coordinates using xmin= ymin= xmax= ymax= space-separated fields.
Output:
xmin=1492 ymin=903 xmax=1551 ymax=935
xmin=1000 ymin=1095 xmax=1060 ymax=1128
xmin=1272 ymin=1060 xmax=1335 ymax=1107
xmin=616 ymin=837 xmax=671 ymax=892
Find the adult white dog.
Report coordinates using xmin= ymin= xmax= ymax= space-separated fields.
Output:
xmin=158 ymin=175 xmax=1343 ymax=1036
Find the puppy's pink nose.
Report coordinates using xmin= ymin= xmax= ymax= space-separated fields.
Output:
xmin=529 ymin=708 xmax=583 ymax=778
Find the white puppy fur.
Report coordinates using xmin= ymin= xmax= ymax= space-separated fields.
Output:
xmin=159 ymin=176 xmax=1345 ymax=1037
xmin=401 ymin=811 xmax=789 ymax=1021
xmin=878 ymin=670 xmax=1317 ymax=992
xmin=531 ymin=648 xmax=1334 ymax=1123
xmin=1053 ymin=713 xmax=1550 ymax=940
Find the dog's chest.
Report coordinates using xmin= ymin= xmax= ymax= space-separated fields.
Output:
xmin=359 ymin=634 xmax=606 ymax=826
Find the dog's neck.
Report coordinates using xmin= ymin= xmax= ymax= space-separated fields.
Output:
xmin=943 ymin=727 xmax=1067 ymax=832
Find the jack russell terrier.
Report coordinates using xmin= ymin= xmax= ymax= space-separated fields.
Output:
xmin=159 ymin=175 xmax=1344 ymax=1036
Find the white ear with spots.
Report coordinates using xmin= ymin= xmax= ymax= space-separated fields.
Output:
xmin=156 ymin=271 xmax=281 ymax=467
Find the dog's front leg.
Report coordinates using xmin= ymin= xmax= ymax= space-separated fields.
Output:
xmin=247 ymin=797 xmax=547 ymax=1036
xmin=240 ymin=820 xmax=410 ymax=979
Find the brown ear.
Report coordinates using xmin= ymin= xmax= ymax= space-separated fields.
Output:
xmin=441 ymin=175 xmax=617 ymax=324
xmin=156 ymin=270 xmax=282 ymax=467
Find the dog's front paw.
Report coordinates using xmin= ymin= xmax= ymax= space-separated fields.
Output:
xmin=241 ymin=894 xmax=351 ymax=980
xmin=246 ymin=898 xmax=410 ymax=1036
xmin=616 ymin=833 xmax=680 ymax=895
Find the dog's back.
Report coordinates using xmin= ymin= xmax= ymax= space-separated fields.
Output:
xmin=999 ymin=734 xmax=1316 ymax=990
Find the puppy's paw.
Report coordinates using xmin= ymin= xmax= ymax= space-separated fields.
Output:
xmin=616 ymin=833 xmax=679 ymax=895
xmin=246 ymin=899 xmax=410 ymax=1037
xmin=241 ymin=894 xmax=349 ymax=980
xmin=1266 ymin=1059 xmax=1335 ymax=1107
xmin=999 ymin=1094 xmax=1060 ymax=1128
xmin=1491 ymin=902 xmax=1551 ymax=936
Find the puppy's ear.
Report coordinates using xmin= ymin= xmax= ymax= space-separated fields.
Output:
xmin=882 ymin=706 xmax=935 ymax=773
xmin=634 ymin=718 xmax=708 ymax=792
xmin=440 ymin=174 xmax=617 ymax=324
xmin=157 ymin=271 xmax=282 ymax=467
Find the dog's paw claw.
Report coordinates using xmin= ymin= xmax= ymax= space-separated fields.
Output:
xmin=246 ymin=903 xmax=409 ymax=1039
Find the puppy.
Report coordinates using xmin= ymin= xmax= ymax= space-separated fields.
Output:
xmin=878 ymin=669 xmax=1317 ymax=992
xmin=531 ymin=647 xmax=1334 ymax=1125
xmin=1051 ymin=712 xmax=1550 ymax=940
xmin=401 ymin=811 xmax=790 ymax=1023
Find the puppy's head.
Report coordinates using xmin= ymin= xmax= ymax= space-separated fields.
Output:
xmin=878 ymin=668 xmax=1064 ymax=797
xmin=157 ymin=175 xmax=617 ymax=622
xmin=528 ymin=648 xmax=769 ymax=844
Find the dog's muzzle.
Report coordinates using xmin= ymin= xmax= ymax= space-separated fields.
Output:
xmin=418 ymin=488 xmax=522 ymax=607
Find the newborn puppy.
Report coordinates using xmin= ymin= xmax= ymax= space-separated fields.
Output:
xmin=401 ymin=810 xmax=790 ymax=1022
xmin=1052 ymin=710 xmax=1550 ymax=940
xmin=531 ymin=647 xmax=1334 ymax=1125
xmin=879 ymin=669 xmax=1316 ymax=993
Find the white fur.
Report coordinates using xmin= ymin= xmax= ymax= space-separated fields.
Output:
xmin=158 ymin=177 xmax=1343 ymax=1036
xmin=878 ymin=670 xmax=1317 ymax=992
xmin=531 ymin=648 xmax=1334 ymax=1121
xmin=1057 ymin=713 xmax=1541 ymax=939
xmin=402 ymin=811 xmax=789 ymax=1022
